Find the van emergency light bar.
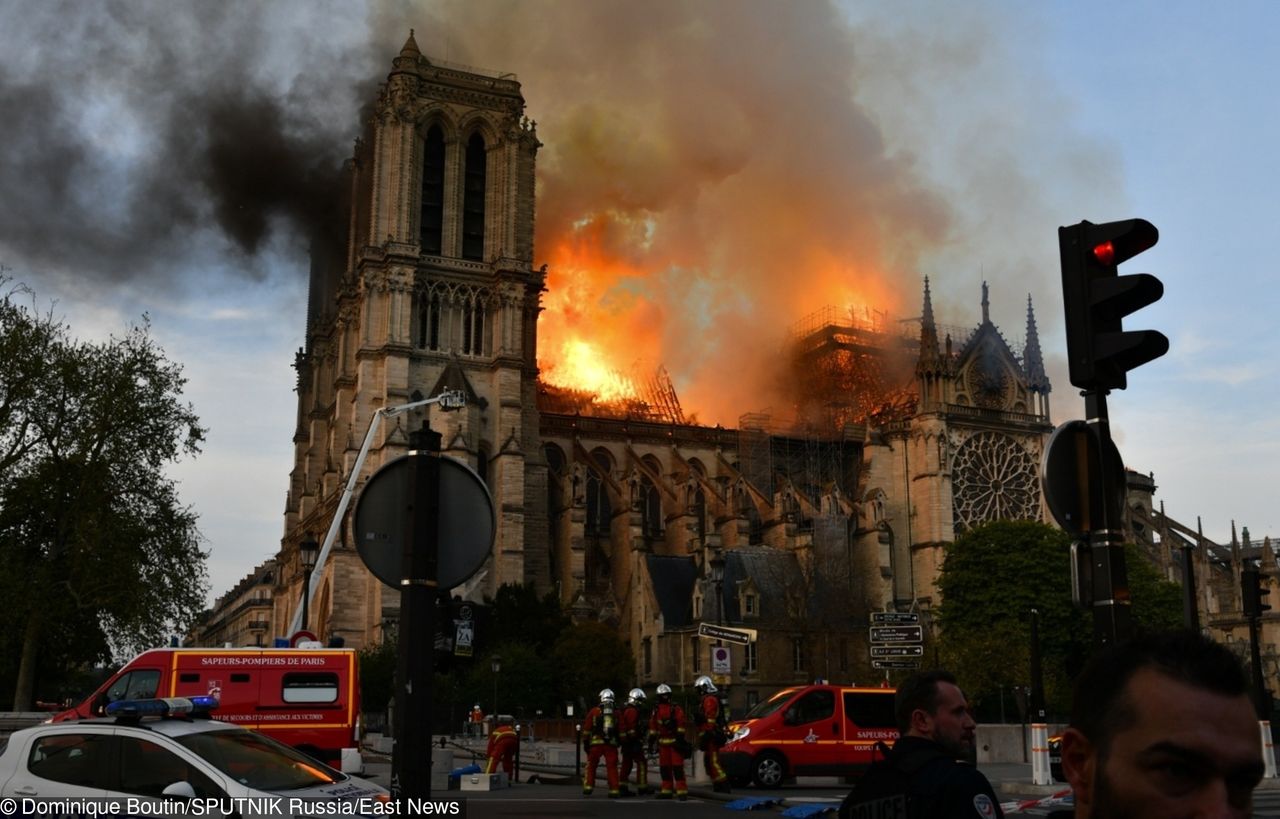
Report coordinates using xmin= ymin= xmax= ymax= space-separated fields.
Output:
xmin=105 ymin=695 xmax=219 ymax=719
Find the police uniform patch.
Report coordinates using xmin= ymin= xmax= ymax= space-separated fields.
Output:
xmin=973 ymin=793 xmax=997 ymax=818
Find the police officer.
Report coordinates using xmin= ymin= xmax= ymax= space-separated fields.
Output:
xmin=580 ymin=688 xmax=622 ymax=797
xmin=617 ymin=688 xmax=652 ymax=796
xmin=647 ymin=683 xmax=689 ymax=800
xmin=693 ymin=675 xmax=731 ymax=793
xmin=839 ymin=670 xmax=1002 ymax=819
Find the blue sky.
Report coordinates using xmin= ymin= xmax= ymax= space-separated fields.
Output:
xmin=1 ymin=1 xmax=1276 ymax=606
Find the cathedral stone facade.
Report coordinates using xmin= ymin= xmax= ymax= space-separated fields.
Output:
xmin=264 ymin=36 xmax=1263 ymax=708
xmin=266 ymin=36 xmax=1066 ymax=703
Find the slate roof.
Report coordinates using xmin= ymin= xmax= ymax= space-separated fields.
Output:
xmin=721 ymin=546 xmax=803 ymax=624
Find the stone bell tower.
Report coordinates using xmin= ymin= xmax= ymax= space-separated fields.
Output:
xmin=279 ymin=32 xmax=549 ymax=647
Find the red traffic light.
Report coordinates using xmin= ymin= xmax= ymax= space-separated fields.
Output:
xmin=1093 ymin=241 xmax=1115 ymax=267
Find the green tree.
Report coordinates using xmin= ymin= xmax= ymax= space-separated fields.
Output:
xmin=358 ymin=633 xmax=397 ymax=716
xmin=550 ymin=620 xmax=634 ymax=710
xmin=935 ymin=520 xmax=1183 ymax=717
xmin=484 ymin=584 xmax=569 ymax=651
xmin=0 ymin=281 xmax=207 ymax=708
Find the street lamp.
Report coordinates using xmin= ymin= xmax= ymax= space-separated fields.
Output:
xmin=709 ymin=550 xmax=726 ymax=625
xmin=491 ymin=654 xmax=502 ymax=717
xmin=299 ymin=538 xmax=320 ymax=634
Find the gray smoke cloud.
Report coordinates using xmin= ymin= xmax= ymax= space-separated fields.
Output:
xmin=0 ymin=1 xmax=376 ymax=291
xmin=0 ymin=0 xmax=1121 ymax=425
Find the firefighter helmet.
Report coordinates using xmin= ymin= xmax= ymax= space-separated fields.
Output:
xmin=599 ymin=688 xmax=615 ymax=703
xmin=656 ymin=683 xmax=672 ymax=700
xmin=694 ymin=675 xmax=717 ymax=694
xmin=627 ymin=687 xmax=646 ymax=705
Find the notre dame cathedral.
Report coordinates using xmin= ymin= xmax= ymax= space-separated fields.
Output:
xmin=194 ymin=33 xmax=1270 ymax=708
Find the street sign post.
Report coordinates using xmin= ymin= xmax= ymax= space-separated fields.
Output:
xmin=869 ymin=612 xmax=920 ymax=625
xmin=871 ymin=644 xmax=924 ymax=658
xmin=869 ymin=625 xmax=924 ymax=644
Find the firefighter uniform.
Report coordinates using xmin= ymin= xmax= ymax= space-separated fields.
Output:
xmin=581 ymin=689 xmax=621 ymax=797
xmin=694 ymin=676 xmax=730 ymax=792
xmin=647 ymin=683 xmax=689 ymax=800
xmin=484 ymin=717 xmax=517 ymax=780
xmin=618 ymin=688 xmax=651 ymax=795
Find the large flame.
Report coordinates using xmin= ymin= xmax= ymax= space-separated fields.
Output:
xmin=421 ymin=2 xmax=952 ymax=426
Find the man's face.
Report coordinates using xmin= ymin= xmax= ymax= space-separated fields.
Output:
xmin=1061 ymin=668 xmax=1264 ymax=819
xmin=916 ymin=680 xmax=975 ymax=758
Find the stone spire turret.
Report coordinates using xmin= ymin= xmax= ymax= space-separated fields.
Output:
xmin=1023 ymin=294 xmax=1050 ymax=394
xmin=981 ymin=281 xmax=991 ymax=325
xmin=917 ymin=277 xmax=941 ymax=369
xmin=916 ymin=278 xmax=948 ymax=410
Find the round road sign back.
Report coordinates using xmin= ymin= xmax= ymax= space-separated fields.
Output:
xmin=354 ymin=454 xmax=496 ymax=590
xmin=1040 ymin=420 xmax=1125 ymax=538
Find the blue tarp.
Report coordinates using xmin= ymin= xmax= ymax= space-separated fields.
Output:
xmin=724 ymin=796 xmax=782 ymax=810
xmin=780 ymin=804 xmax=837 ymax=818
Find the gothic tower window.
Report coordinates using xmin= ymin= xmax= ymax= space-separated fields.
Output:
xmin=462 ymin=299 xmax=486 ymax=356
xmin=420 ymin=125 xmax=445 ymax=255
xmin=641 ymin=455 xmax=664 ymax=540
xmin=693 ymin=486 xmax=707 ymax=545
xmin=462 ymin=132 xmax=486 ymax=261
xmin=416 ymin=293 xmax=441 ymax=350
xmin=641 ymin=476 xmax=662 ymax=540
xmin=585 ymin=450 xmax=613 ymax=538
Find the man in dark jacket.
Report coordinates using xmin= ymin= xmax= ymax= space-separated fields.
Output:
xmin=839 ymin=670 xmax=1002 ymax=819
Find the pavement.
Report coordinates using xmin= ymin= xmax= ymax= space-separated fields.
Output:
xmin=360 ymin=736 xmax=1079 ymax=811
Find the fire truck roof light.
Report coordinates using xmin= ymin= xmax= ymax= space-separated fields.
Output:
xmin=106 ymin=695 xmax=219 ymax=719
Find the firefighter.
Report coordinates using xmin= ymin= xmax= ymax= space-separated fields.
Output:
xmin=484 ymin=714 xmax=517 ymax=781
xmin=468 ymin=703 xmax=485 ymax=737
xmin=647 ymin=682 xmax=689 ymax=800
xmin=694 ymin=675 xmax=731 ymax=792
xmin=618 ymin=687 xmax=652 ymax=796
xmin=580 ymin=688 xmax=621 ymax=797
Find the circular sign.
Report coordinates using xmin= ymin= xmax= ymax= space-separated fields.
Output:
xmin=354 ymin=454 xmax=496 ymax=590
xmin=290 ymin=630 xmax=317 ymax=647
xmin=1040 ymin=420 xmax=1125 ymax=538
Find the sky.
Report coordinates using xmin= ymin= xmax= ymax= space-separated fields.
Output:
xmin=1 ymin=0 xmax=1276 ymax=606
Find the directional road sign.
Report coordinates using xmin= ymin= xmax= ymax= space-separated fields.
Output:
xmin=869 ymin=625 xmax=923 ymax=644
xmin=871 ymin=644 xmax=924 ymax=658
xmin=873 ymin=659 xmax=921 ymax=670
xmin=698 ymin=622 xmax=754 ymax=646
xmin=869 ymin=611 xmax=920 ymax=625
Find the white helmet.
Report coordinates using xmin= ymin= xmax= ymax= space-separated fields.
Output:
xmin=694 ymin=675 xmax=717 ymax=694
xmin=656 ymin=683 xmax=672 ymax=698
xmin=599 ymin=688 xmax=615 ymax=703
xmin=627 ymin=687 xmax=646 ymax=705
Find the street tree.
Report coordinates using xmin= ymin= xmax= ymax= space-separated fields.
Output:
xmin=935 ymin=519 xmax=1182 ymax=717
xmin=549 ymin=620 xmax=634 ymax=710
xmin=0 ymin=281 xmax=208 ymax=708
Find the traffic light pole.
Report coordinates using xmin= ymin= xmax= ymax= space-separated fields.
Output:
xmin=1085 ymin=390 xmax=1133 ymax=648
xmin=1249 ymin=613 xmax=1268 ymax=719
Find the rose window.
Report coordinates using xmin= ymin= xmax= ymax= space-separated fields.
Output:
xmin=951 ymin=431 xmax=1040 ymax=531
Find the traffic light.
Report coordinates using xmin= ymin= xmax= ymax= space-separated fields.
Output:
xmin=1242 ymin=567 xmax=1271 ymax=619
xmin=1058 ymin=219 xmax=1169 ymax=391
